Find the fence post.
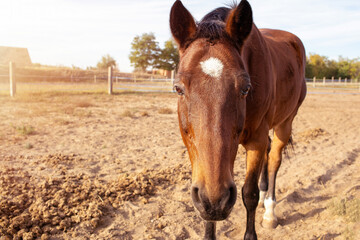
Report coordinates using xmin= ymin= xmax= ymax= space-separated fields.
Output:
xmin=339 ymin=77 xmax=341 ymax=83
xmin=313 ymin=77 xmax=316 ymax=87
xmin=108 ymin=66 xmax=113 ymax=95
xmin=171 ymin=70 xmax=175 ymax=92
xmin=9 ymin=62 xmax=16 ymax=97
xmin=94 ymin=75 xmax=97 ymax=83
xmin=332 ymin=76 xmax=334 ymax=84
xmin=171 ymin=70 xmax=175 ymax=82
xmin=323 ymin=77 xmax=326 ymax=85
xmin=345 ymin=78 xmax=347 ymax=86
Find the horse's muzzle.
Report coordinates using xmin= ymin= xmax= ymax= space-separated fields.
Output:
xmin=191 ymin=183 xmax=237 ymax=221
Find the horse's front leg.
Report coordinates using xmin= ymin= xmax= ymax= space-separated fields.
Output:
xmin=204 ymin=221 xmax=216 ymax=240
xmin=243 ymin=132 xmax=268 ymax=240
xmin=258 ymin=136 xmax=272 ymax=207
xmin=262 ymin=121 xmax=292 ymax=229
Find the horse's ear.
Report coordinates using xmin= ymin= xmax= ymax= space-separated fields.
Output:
xmin=225 ymin=0 xmax=253 ymax=48
xmin=170 ymin=0 xmax=197 ymax=50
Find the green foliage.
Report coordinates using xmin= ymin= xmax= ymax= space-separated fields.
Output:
xmin=97 ymin=54 xmax=117 ymax=70
xmin=306 ymin=54 xmax=338 ymax=78
xmin=338 ymin=56 xmax=360 ymax=80
xmin=129 ymin=33 xmax=160 ymax=72
xmin=306 ymin=53 xmax=360 ymax=79
xmin=154 ymin=39 xmax=179 ymax=71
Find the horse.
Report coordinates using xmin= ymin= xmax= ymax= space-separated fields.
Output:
xmin=170 ymin=0 xmax=306 ymax=239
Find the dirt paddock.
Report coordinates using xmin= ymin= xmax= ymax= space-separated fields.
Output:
xmin=0 ymin=87 xmax=359 ymax=239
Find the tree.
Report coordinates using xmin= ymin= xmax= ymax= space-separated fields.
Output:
xmin=306 ymin=53 xmax=338 ymax=78
xmin=154 ymin=39 xmax=179 ymax=71
xmin=337 ymin=56 xmax=352 ymax=79
xmin=129 ymin=33 xmax=160 ymax=72
xmin=305 ymin=53 xmax=360 ymax=80
xmin=97 ymin=54 xmax=117 ymax=69
xmin=350 ymin=60 xmax=360 ymax=80
xmin=337 ymin=56 xmax=360 ymax=80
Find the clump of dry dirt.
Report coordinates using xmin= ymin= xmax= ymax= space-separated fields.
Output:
xmin=106 ymin=165 xmax=191 ymax=207
xmin=0 ymin=168 xmax=106 ymax=239
xmin=0 ymin=155 xmax=191 ymax=239
xmin=40 ymin=153 xmax=84 ymax=167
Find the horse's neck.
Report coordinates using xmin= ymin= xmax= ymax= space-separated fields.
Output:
xmin=241 ymin=24 xmax=275 ymax=129
xmin=242 ymin=24 xmax=273 ymax=84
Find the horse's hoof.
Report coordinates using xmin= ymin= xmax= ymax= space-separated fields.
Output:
xmin=244 ymin=232 xmax=257 ymax=240
xmin=261 ymin=218 xmax=278 ymax=229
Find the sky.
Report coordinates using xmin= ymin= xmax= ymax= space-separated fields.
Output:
xmin=1 ymin=0 xmax=359 ymax=72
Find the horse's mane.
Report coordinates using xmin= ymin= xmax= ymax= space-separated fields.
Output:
xmin=195 ymin=7 xmax=232 ymax=43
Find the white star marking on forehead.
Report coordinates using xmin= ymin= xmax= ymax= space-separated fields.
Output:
xmin=200 ymin=57 xmax=224 ymax=78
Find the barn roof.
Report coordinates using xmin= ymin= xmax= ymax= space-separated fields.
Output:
xmin=0 ymin=46 xmax=32 ymax=66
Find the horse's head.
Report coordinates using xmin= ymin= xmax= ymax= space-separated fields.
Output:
xmin=170 ymin=0 xmax=253 ymax=221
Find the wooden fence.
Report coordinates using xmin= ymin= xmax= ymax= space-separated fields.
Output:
xmin=2 ymin=63 xmax=359 ymax=96
xmin=0 ymin=62 xmax=175 ymax=96
xmin=305 ymin=77 xmax=360 ymax=91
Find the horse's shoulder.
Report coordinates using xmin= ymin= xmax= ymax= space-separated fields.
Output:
xmin=259 ymin=28 xmax=296 ymax=40
xmin=259 ymin=28 xmax=304 ymax=52
xmin=258 ymin=28 xmax=305 ymax=70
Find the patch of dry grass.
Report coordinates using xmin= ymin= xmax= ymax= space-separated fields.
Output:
xmin=13 ymin=125 xmax=35 ymax=136
xmin=140 ymin=111 xmax=150 ymax=117
xmin=61 ymin=105 xmax=76 ymax=115
xmin=328 ymin=197 xmax=360 ymax=223
xmin=158 ymin=107 xmax=173 ymax=114
xmin=74 ymin=109 xmax=92 ymax=118
xmin=343 ymin=226 xmax=356 ymax=240
xmin=75 ymin=101 xmax=95 ymax=108
xmin=53 ymin=118 xmax=72 ymax=125
xmin=121 ymin=110 xmax=135 ymax=118
xmin=24 ymin=143 xmax=34 ymax=149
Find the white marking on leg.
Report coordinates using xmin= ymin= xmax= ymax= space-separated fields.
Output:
xmin=259 ymin=190 xmax=266 ymax=204
xmin=200 ymin=57 xmax=223 ymax=78
xmin=264 ymin=197 xmax=277 ymax=221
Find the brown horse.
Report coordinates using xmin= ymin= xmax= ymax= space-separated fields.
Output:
xmin=170 ymin=0 xmax=306 ymax=239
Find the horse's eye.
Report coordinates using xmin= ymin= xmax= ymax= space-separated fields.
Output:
xmin=174 ymin=85 xmax=185 ymax=96
xmin=241 ymin=84 xmax=251 ymax=96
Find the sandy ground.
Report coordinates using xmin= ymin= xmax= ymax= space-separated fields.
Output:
xmin=0 ymin=88 xmax=359 ymax=240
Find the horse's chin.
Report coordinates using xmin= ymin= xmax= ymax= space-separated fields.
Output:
xmin=197 ymin=208 xmax=232 ymax=221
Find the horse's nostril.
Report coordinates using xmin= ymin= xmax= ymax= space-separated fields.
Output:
xmin=191 ymin=186 xmax=200 ymax=203
xmin=226 ymin=185 xmax=237 ymax=210
xmin=190 ymin=184 xmax=236 ymax=221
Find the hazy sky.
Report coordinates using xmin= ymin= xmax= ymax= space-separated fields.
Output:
xmin=1 ymin=0 xmax=360 ymax=72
